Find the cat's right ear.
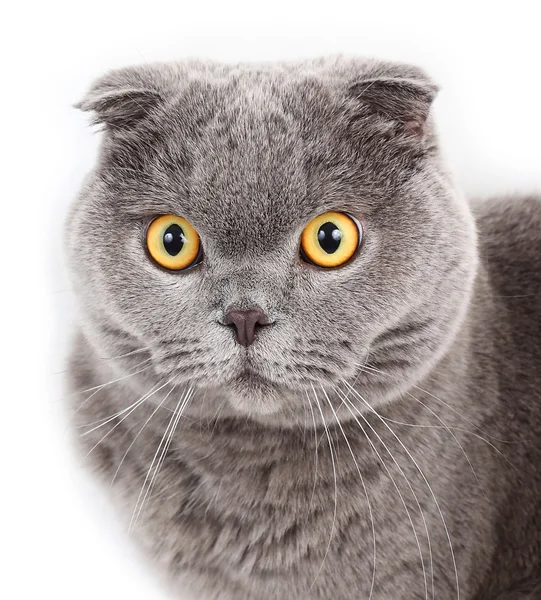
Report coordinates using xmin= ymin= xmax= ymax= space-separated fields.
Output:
xmin=75 ymin=66 xmax=170 ymax=130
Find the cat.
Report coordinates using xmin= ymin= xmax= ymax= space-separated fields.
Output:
xmin=65 ymin=56 xmax=541 ymax=599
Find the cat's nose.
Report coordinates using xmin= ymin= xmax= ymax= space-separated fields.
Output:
xmin=223 ymin=307 xmax=269 ymax=348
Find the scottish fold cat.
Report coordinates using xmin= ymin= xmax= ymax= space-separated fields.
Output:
xmin=66 ymin=57 xmax=541 ymax=599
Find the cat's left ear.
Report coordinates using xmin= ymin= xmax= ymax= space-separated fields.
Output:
xmin=75 ymin=66 xmax=172 ymax=130
xmin=349 ymin=76 xmax=438 ymax=139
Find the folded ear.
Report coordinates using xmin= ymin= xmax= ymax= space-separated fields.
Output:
xmin=76 ymin=66 xmax=170 ymax=129
xmin=349 ymin=76 xmax=438 ymax=139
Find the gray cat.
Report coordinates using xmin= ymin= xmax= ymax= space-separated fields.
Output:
xmin=65 ymin=56 xmax=541 ymax=599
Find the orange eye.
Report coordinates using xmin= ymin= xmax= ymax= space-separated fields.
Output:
xmin=146 ymin=215 xmax=201 ymax=271
xmin=300 ymin=211 xmax=361 ymax=268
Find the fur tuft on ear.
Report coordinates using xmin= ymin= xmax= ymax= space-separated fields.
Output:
xmin=349 ymin=77 xmax=438 ymax=138
xmin=75 ymin=66 xmax=171 ymax=129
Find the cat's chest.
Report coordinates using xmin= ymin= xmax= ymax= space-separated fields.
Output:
xmin=130 ymin=424 xmax=383 ymax=577
xmin=109 ymin=418 xmax=489 ymax=599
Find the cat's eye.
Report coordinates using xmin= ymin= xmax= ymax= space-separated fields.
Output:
xmin=300 ymin=211 xmax=361 ymax=268
xmin=146 ymin=215 xmax=202 ymax=271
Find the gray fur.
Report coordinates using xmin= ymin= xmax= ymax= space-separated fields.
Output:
xmin=65 ymin=56 xmax=541 ymax=599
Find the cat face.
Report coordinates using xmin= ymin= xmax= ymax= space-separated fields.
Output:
xmin=67 ymin=57 xmax=477 ymax=423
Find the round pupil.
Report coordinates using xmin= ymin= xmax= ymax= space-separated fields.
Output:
xmin=162 ymin=224 xmax=185 ymax=256
xmin=317 ymin=222 xmax=342 ymax=254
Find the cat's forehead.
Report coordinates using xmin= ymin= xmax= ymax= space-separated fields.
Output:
xmin=187 ymin=90 xmax=313 ymax=234
xmin=157 ymin=77 xmax=344 ymax=247
xmin=98 ymin=57 xmax=437 ymax=248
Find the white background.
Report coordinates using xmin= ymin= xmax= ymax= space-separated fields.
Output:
xmin=3 ymin=1 xmax=540 ymax=598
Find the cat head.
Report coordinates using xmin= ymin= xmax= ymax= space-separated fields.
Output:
xmin=67 ymin=57 xmax=477 ymax=425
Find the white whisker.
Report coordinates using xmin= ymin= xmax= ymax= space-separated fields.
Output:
xmin=361 ymin=363 xmax=513 ymax=444
xmin=378 ymin=413 xmax=517 ymax=470
xmin=73 ymin=359 xmax=154 ymax=418
xmin=99 ymin=346 xmax=151 ymax=361
xmin=137 ymin=386 xmax=194 ymax=522
xmin=110 ymin=384 xmax=177 ymax=488
xmin=129 ymin=386 xmax=194 ymax=533
xmin=402 ymin=391 xmax=488 ymax=499
xmin=80 ymin=377 xmax=165 ymax=434
xmin=358 ymin=363 xmax=518 ymax=469
xmin=334 ymin=385 xmax=431 ymax=600
xmin=308 ymin=383 xmax=337 ymax=593
xmin=304 ymin=390 xmax=320 ymax=512
xmin=344 ymin=381 xmax=459 ymax=600
xmin=128 ymin=390 xmax=186 ymax=534
xmin=320 ymin=384 xmax=377 ymax=600
xmin=68 ymin=359 xmax=153 ymax=403
xmin=84 ymin=380 xmax=171 ymax=458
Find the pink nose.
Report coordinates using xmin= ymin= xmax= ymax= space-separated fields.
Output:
xmin=224 ymin=308 xmax=269 ymax=347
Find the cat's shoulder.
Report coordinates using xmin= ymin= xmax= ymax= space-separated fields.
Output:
xmin=471 ymin=194 xmax=541 ymax=296
xmin=472 ymin=194 xmax=541 ymax=246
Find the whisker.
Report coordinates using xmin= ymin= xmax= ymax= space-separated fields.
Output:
xmin=204 ymin=479 xmax=224 ymax=517
xmin=210 ymin=398 xmax=230 ymax=435
xmin=361 ymin=363 xmax=514 ymax=444
xmin=79 ymin=377 xmax=165 ymax=434
xmin=377 ymin=413 xmax=517 ymax=470
xmin=357 ymin=363 xmax=518 ymax=469
xmin=402 ymin=390 xmax=487 ymax=500
xmin=110 ymin=384 xmax=177 ymax=488
xmin=334 ymin=385 xmax=431 ymax=600
xmin=136 ymin=386 xmax=195 ymax=525
xmin=83 ymin=380 xmax=171 ymax=458
xmin=129 ymin=386 xmax=194 ymax=533
xmin=298 ymin=393 xmax=310 ymax=445
xmin=66 ymin=359 xmax=153 ymax=401
xmin=308 ymin=383 xmax=338 ymax=593
xmin=128 ymin=390 xmax=186 ymax=534
xmin=304 ymin=391 xmax=320 ymax=512
xmin=320 ymin=384 xmax=377 ymax=600
xmin=344 ymin=381 xmax=459 ymax=600
xmin=98 ymin=346 xmax=151 ymax=361
xmin=72 ymin=359 xmax=154 ymax=418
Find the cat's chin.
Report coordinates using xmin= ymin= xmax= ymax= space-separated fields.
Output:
xmin=226 ymin=371 xmax=286 ymax=416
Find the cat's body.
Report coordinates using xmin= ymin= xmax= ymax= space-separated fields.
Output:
xmin=66 ymin=57 xmax=541 ymax=599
